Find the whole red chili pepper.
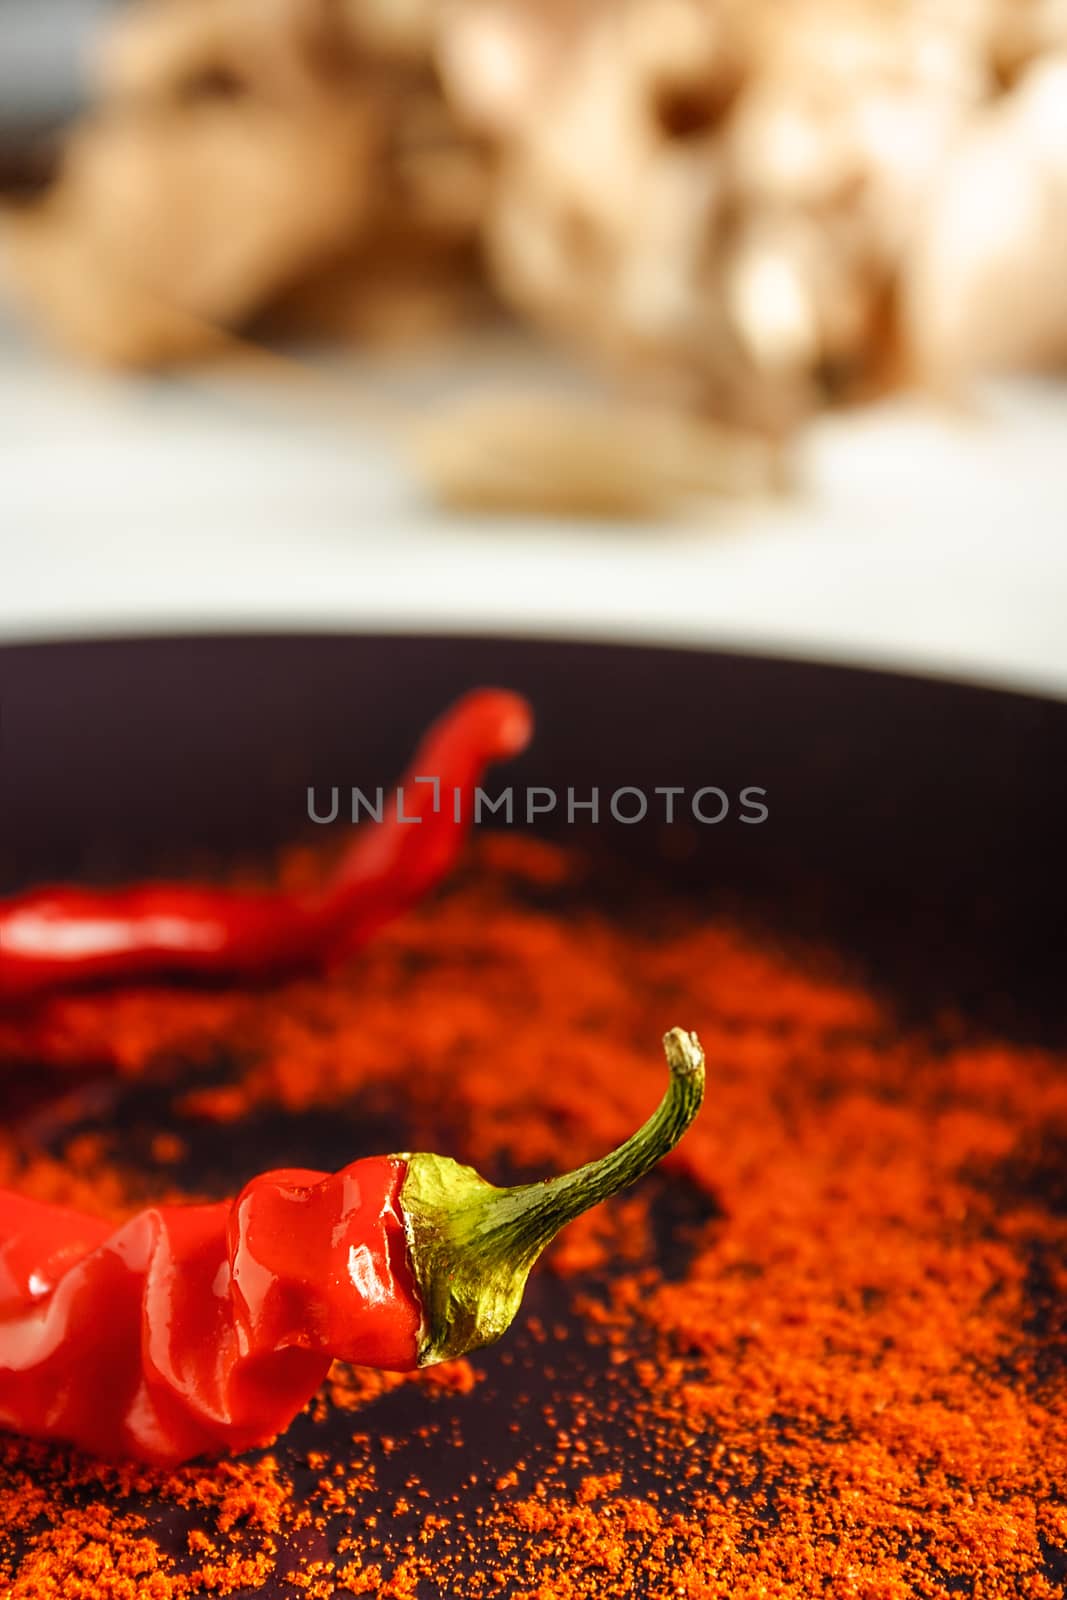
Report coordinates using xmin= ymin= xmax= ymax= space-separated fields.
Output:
xmin=0 ymin=689 xmax=531 ymax=1002
xmin=0 ymin=1030 xmax=703 ymax=1464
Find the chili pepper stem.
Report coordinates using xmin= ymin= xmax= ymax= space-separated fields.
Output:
xmin=401 ymin=1028 xmax=705 ymax=1367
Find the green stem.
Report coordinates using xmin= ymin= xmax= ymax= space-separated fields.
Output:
xmin=401 ymin=1027 xmax=705 ymax=1366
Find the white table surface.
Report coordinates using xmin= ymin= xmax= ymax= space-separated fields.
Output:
xmin=3 ymin=323 xmax=1066 ymax=701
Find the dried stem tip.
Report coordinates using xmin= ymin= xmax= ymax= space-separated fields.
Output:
xmin=402 ymin=1028 xmax=705 ymax=1366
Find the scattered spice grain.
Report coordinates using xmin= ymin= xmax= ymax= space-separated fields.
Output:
xmin=1 ymin=833 xmax=1065 ymax=1597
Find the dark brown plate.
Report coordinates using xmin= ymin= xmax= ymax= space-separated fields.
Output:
xmin=2 ymin=633 xmax=1066 ymax=1596
xmin=4 ymin=633 xmax=1065 ymax=1033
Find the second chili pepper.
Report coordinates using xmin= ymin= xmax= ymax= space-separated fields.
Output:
xmin=0 ymin=688 xmax=532 ymax=1002
xmin=0 ymin=1029 xmax=704 ymax=1464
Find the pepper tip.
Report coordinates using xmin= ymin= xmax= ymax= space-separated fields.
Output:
xmin=663 ymin=1026 xmax=703 ymax=1081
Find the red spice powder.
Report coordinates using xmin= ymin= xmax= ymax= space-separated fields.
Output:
xmin=1 ymin=833 xmax=1065 ymax=1597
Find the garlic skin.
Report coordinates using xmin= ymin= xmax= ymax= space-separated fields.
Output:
xmin=2 ymin=0 xmax=1065 ymax=421
xmin=904 ymin=54 xmax=1067 ymax=381
xmin=442 ymin=0 xmax=1067 ymax=423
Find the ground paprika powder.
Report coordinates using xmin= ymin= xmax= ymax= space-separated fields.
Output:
xmin=0 ymin=832 xmax=1064 ymax=1598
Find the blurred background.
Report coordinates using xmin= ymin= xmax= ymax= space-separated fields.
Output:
xmin=1 ymin=0 xmax=1065 ymax=695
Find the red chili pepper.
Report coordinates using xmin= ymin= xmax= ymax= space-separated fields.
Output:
xmin=0 ymin=1031 xmax=703 ymax=1464
xmin=0 ymin=689 xmax=532 ymax=1002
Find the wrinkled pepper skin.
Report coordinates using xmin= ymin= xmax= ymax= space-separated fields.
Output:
xmin=0 ymin=1031 xmax=707 ymax=1466
xmin=0 ymin=1158 xmax=421 ymax=1464
xmin=0 ymin=689 xmax=532 ymax=1002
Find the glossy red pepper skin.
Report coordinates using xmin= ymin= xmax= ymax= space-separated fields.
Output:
xmin=0 ymin=689 xmax=532 ymax=1002
xmin=0 ymin=1031 xmax=708 ymax=1466
xmin=0 ymin=1157 xmax=421 ymax=1464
